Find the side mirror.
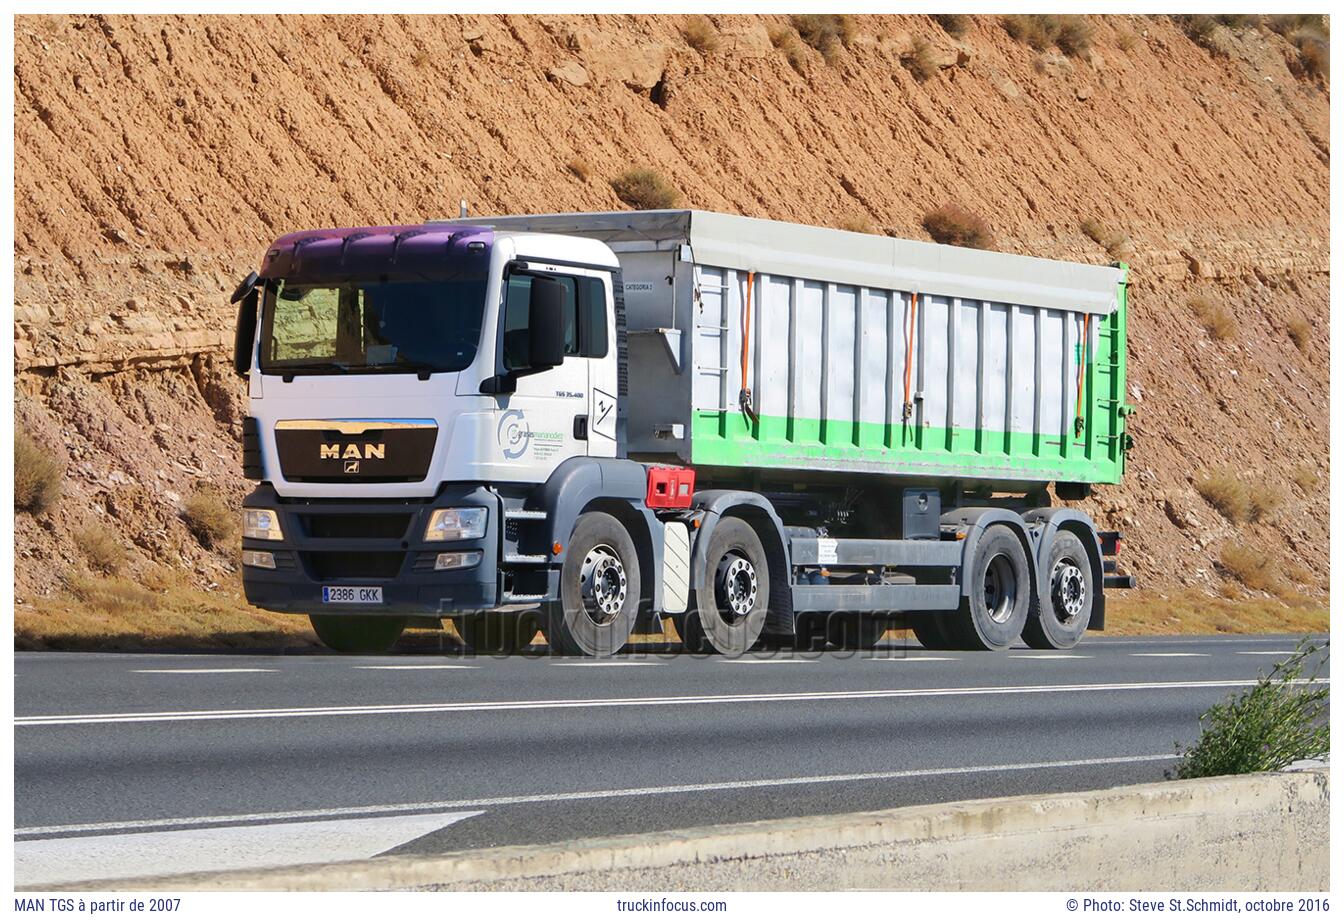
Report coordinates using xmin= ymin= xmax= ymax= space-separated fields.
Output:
xmin=233 ymin=288 xmax=258 ymax=378
xmin=527 ymin=276 xmax=567 ymax=370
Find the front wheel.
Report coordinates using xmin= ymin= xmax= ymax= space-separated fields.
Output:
xmin=540 ymin=511 xmax=641 ymax=657
xmin=682 ymin=518 xmax=770 ymax=656
xmin=309 ymin=614 xmax=407 ymax=655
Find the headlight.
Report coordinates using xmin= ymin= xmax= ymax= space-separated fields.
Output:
xmin=425 ymin=507 xmax=487 ymax=541
xmin=243 ymin=508 xmax=284 ymax=541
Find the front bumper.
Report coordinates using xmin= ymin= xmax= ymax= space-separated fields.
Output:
xmin=241 ymin=483 xmax=501 ymax=616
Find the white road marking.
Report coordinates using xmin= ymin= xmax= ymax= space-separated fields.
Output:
xmin=550 ymin=661 xmax=662 ymax=667
xmin=354 ymin=665 xmax=478 ymax=670
xmin=1236 ymin=651 xmax=1297 ymax=656
xmin=719 ymin=658 xmax=812 ymax=664
xmin=866 ymin=656 xmax=959 ymax=662
xmin=15 ymin=810 xmax=481 ymax=888
xmin=132 ymin=668 xmax=277 ymax=674
xmin=17 ymin=752 xmax=1173 ymax=841
xmin=17 ymin=678 xmax=1321 ymax=728
xmin=1131 ymin=653 xmax=1210 ymax=658
xmin=1012 ymin=654 xmax=1093 ymax=659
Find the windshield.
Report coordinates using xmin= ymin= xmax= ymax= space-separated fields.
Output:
xmin=259 ymin=277 xmax=487 ymax=375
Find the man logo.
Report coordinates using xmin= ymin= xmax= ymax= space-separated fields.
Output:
xmin=344 ymin=460 xmax=360 ymax=474
xmin=320 ymin=443 xmax=386 ymax=460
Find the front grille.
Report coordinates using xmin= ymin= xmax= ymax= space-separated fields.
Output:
xmin=301 ymin=513 xmax=411 ymax=540
xmin=274 ymin=423 xmax=437 ymax=483
xmin=303 ymin=551 xmax=405 ymax=580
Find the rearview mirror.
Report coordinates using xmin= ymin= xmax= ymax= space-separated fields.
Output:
xmin=233 ymin=287 xmax=258 ymax=378
xmin=527 ymin=276 xmax=567 ymax=370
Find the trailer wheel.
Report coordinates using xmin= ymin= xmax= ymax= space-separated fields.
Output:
xmin=827 ymin=615 xmax=887 ymax=650
xmin=455 ymin=611 xmax=539 ymax=655
xmin=1022 ymin=531 xmax=1093 ymax=650
xmin=909 ymin=616 xmax=955 ymax=650
xmin=682 ymin=518 xmax=770 ymax=656
xmin=309 ymin=615 xmax=407 ymax=655
xmin=947 ymin=525 xmax=1032 ymax=651
xmin=541 ymin=511 xmax=640 ymax=657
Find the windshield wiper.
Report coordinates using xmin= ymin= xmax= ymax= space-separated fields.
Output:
xmin=276 ymin=361 xmax=352 ymax=381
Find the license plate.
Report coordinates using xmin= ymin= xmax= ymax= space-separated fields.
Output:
xmin=322 ymin=586 xmax=384 ymax=604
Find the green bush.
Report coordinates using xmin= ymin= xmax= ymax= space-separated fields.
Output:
xmin=15 ymin=431 xmax=65 ymax=515
xmin=1170 ymin=640 xmax=1329 ymax=778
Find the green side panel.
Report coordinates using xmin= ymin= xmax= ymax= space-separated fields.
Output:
xmin=690 ymin=275 xmax=1131 ymax=486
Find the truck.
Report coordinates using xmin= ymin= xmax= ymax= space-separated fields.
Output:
xmin=230 ymin=209 xmax=1135 ymax=657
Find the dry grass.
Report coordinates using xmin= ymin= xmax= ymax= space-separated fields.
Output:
xmin=1080 ymin=218 xmax=1134 ymax=261
xmin=411 ymin=49 xmax=431 ymax=69
xmin=15 ymin=431 xmax=65 ymax=515
xmin=610 ymin=168 xmax=680 ymax=210
xmin=838 ymin=215 xmax=876 ymax=234
xmin=566 ymin=157 xmax=591 ymax=182
xmin=790 ymin=14 xmax=855 ymax=64
xmin=1219 ymin=542 xmax=1284 ymax=594
xmin=1195 ymin=471 xmax=1251 ymax=523
xmin=922 ymin=203 xmax=994 ymax=249
xmin=1247 ymin=482 xmax=1282 ymax=523
xmin=681 ymin=15 xmax=720 ymax=55
xmin=1175 ymin=15 xmax=1230 ymax=55
xmin=1290 ymin=465 xmax=1320 ymax=493
xmin=1054 ymin=17 xmax=1094 ymax=57
xmin=903 ymin=36 xmax=940 ymax=83
xmin=1291 ymin=28 xmax=1330 ymax=82
xmin=1106 ymin=588 xmax=1326 ymax=636
xmin=932 ymin=14 xmax=969 ymax=38
xmin=1190 ymin=294 xmax=1235 ymax=340
xmin=1002 ymin=14 xmax=1061 ymax=51
xmin=75 ymin=523 xmax=127 ymax=574
xmin=768 ymin=24 xmax=809 ymax=74
xmin=182 ymin=487 xmax=236 ymax=549
xmin=16 ymin=572 xmax=320 ymax=652
xmin=1286 ymin=315 xmax=1311 ymax=351
xmin=1116 ymin=27 xmax=1139 ymax=52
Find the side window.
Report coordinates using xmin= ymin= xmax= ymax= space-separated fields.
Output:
xmin=579 ymin=276 xmax=609 ymax=358
xmin=502 ymin=272 xmax=582 ymax=369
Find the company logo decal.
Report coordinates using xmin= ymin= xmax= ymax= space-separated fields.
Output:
xmin=498 ymin=409 xmax=532 ymax=460
xmin=320 ymin=443 xmax=386 ymax=460
xmin=344 ymin=460 xmax=360 ymax=474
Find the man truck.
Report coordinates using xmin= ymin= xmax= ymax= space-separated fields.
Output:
xmin=231 ymin=210 xmax=1134 ymax=656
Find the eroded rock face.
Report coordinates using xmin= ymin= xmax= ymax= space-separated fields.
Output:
xmin=12 ymin=14 xmax=1331 ymax=601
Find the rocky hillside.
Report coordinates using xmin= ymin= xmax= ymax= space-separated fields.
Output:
xmin=14 ymin=14 xmax=1330 ymax=610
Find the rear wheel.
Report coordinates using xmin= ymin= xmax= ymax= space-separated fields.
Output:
xmin=309 ymin=614 xmax=407 ymax=655
xmin=945 ymin=525 xmax=1032 ymax=651
xmin=541 ymin=512 xmax=640 ymax=657
xmin=1022 ymin=531 xmax=1094 ymax=650
xmin=455 ymin=610 xmax=539 ymax=655
xmin=682 ymin=518 xmax=770 ymax=656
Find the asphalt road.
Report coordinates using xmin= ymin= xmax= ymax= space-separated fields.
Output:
xmin=13 ymin=633 xmax=1329 ymax=887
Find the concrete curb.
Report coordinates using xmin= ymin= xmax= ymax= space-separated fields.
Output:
xmin=61 ymin=768 xmax=1329 ymax=892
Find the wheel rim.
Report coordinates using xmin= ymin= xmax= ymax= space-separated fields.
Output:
xmin=982 ymin=553 xmax=1018 ymax=624
xmin=1051 ymin=557 xmax=1087 ymax=623
xmin=579 ymin=543 xmax=627 ymax=626
xmin=714 ymin=552 xmax=758 ymax=625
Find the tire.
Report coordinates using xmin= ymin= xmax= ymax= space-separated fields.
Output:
xmin=682 ymin=518 xmax=770 ymax=656
xmin=945 ymin=525 xmax=1032 ymax=651
xmin=827 ymin=614 xmax=887 ymax=650
xmin=540 ymin=511 xmax=640 ymax=657
xmin=309 ymin=614 xmax=407 ymax=655
xmin=910 ymin=616 xmax=955 ymax=650
xmin=1022 ymin=531 xmax=1094 ymax=650
xmin=456 ymin=610 xmax=539 ymax=655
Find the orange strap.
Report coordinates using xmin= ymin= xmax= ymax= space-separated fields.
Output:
xmin=740 ymin=271 xmax=755 ymax=391
xmin=902 ymin=291 xmax=919 ymax=420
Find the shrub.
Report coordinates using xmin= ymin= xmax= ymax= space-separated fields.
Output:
xmin=1247 ymin=482 xmax=1282 ymax=523
xmin=15 ymin=431 xmax=65 ymax=515
xmin=75 ymin=524 xmax=127 ymax=574
xmin=1002 ymin=14 xmax=1061 ymax=51
xmin=790 ymin=14 xmax=855 ymax=64
xmin=1175 ymin=15 xmax=1229 ymax=55
xmin=1195 ymin=471 xmax=1250 ymax=522
xmin=1190 ymin=294 xmax=1235 ymax=340
xmin=682 ymin=15 xmax=720 ymax=54
xmin=1285 ymin=316 xmax=1311 ymax=350
xmin=1266 ymin=14 xmax=1326 ymax=37
xmin=933 ymin=14 xmax=969 ymax=38
xmin=64 ymin=572 xmax=162 ymax=616
xmin=1213 ymin=14 xmax=1259 ymax=29
xmin=922 ymin=203 xmax=994 ymax=249
xmin=1054 ymin=16 xmax=1094 ymax=57
xmin=411 ymin=49 xmax=431 ymax=69
xmin=182 ymin=488 xmax=236 ymax=549
xmin=1116 ymin=27 xmax=1139 ymax=52
xmin=1080 ymin=219 xmax=1134 ymax=260
xmin=1219 ymin=542 xmax=1282 ymax=593
xmin=610 ymin=168 xmax=680 ymax=210
xmin=903 ymin=36 xmax=939 ymax=82
xmin=768 ymin=24 xmax=809 ymax=74
xmin=1291 ymin=28 xmax=1329 ymax=82
xmin=1170 ymin=640 xmax=1329 ymax=778
xmin=838 ymin=215 xmax=875 ymax=234
xmin=566 ymin=157 xmax=591 ymax=182
xmin=1290 ymin=465 xmax=1320 ymax=493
